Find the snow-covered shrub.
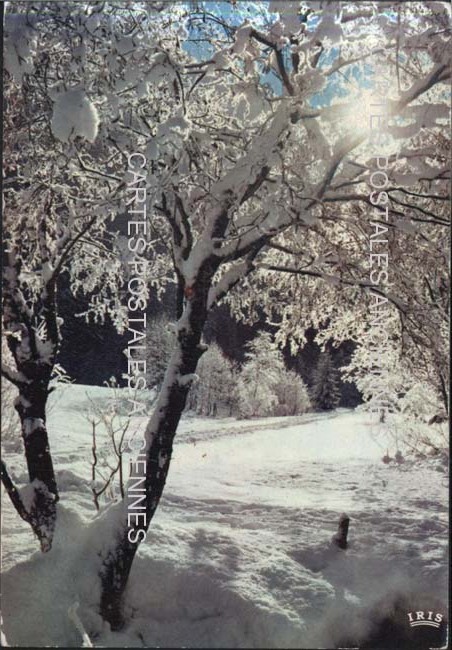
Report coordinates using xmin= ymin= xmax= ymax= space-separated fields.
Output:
xmin=395 ymin=381 xmax=448 ymax=458
xmin=274 ymin=369 xmax=311 ymax=416
xmin=310 ymin=351 xmax=341 ymax=411
xmin=343 ymin=340 xmax=449 ymax=459
xmin=187 ymin=343 xmax=238 ymax=416
xmin=237 ymin=332 xmax=310 ymax=418
xmin=83 ymin=378 xmax=153 ymax=510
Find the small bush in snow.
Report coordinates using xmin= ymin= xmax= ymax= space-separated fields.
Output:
xmin=343 ymin=341 xmax=449 ymax=459
xmin=83 ymin=378 xmax=154 ymax=509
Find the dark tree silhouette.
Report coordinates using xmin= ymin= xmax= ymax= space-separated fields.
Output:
xmin=310 ymin=352 xmax=341 ymax=411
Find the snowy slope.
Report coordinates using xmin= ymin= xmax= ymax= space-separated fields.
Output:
xmin=1 ymin=385 xmax=448 ymax=648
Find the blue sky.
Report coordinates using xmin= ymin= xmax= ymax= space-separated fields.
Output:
xmin=182 ymin=2 xmax=376 ymax=109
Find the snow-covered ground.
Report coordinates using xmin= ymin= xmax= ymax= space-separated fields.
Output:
xmin=1 ymin=384 xmax=448 ymax=648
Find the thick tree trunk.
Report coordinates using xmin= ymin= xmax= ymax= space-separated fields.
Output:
xmin=16 ymin=378 xmax=59 ymax=551
xmin=99 ymin=260 xmax=217 ymax=629
xmin=2 ymin=256 xmax=60 ymax=551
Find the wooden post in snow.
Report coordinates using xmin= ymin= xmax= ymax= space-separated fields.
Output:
xmin=332 ymin=513 xmax=350 ymax=549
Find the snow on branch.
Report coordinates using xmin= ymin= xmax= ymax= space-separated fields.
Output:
xmin=1 ymin=362 xmax=27 ymax=388
xmin=51 ymin=87 xmax=99 ymax=144
xmin=396 ymin=62 xmax=450 ymax=110
xmin=259 ymin=263 xmax=408 ymax=315
xmin=207 ymin=103 xmax=294 ymax=216
xmin=207 ymin=258 xmax=255 ymax=310
xmin=49 ymin=215 xmax=99 ymax=287
xmin=248 ymin=28 xmax=295 ymax=96
xmin=177 ymin=373 xmax=198 ymax=387
xmin=3 ymin=252 xmax=34 ymax=322
xmin=68 ymin=602 xmax=93 ymax=648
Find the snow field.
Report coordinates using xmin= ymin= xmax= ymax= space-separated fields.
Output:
xmin=1 ymin=384 xmax=448 ymax=647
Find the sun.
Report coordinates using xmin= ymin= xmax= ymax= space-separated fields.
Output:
xmin=324 ymin=80 xmax=400 ymax=154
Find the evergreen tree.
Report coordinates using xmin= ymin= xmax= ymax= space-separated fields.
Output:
xmin=310 ymin=351 xmax=341 ymax=411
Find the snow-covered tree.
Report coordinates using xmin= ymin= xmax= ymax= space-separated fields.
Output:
xmin=237 ymin=332 xmax=285 ymax=418
xmin=310 ymin=351 xmax=341 ymax=411
xmin=2 ymin=2 xmax=138 ymax=550
xmin=274 ymin=369 xmax=311 ymax=416
xmin=187 ymin=343 xmax=238 ymax=416
xmin=343 ymin=331 xmax=449 ymax=457
xmin=2 ymin=0 xmax=450 ymax=631
xmin=237 ymin=331 xmax=310 ymax=418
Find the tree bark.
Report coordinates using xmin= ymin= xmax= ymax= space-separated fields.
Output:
xmin=1 ymin=375 xmax=59 ymax=552
xmin=15 ymin=376 xmax=59 ymax=551
xmin=99 ymin=259 xmax=218 ymax=629
xmin=2 ymin=254 xmax=60 ymax=551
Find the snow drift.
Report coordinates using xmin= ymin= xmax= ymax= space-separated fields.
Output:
xmin=1 ymin=385 xmax=448 ymax=647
